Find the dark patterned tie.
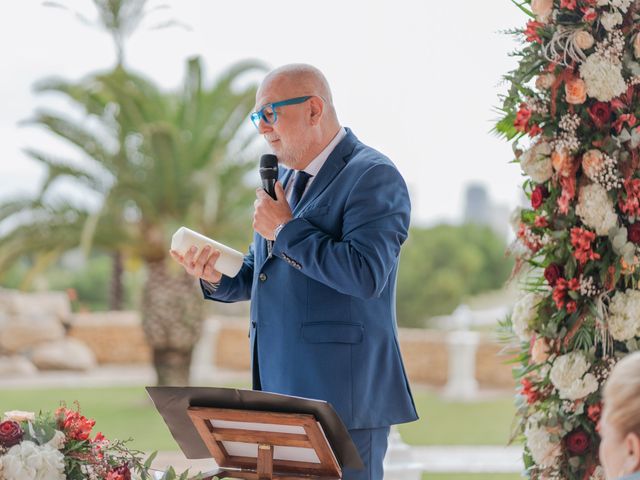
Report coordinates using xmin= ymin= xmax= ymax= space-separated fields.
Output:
xmin=289 ymin=170 xmax=312 ymax=209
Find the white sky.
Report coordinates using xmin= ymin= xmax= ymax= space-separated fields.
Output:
xmin=0 ymin=1 xmax=526 ymax=226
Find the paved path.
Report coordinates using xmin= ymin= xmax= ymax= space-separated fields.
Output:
xmin=150 ymin=446 xmax=524 ymax=476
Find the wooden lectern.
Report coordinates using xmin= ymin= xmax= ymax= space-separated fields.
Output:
xmin=146 ymin=387 xmax=363 ymax=480
xmin=187 ymin=407 xmax=341 ymax=479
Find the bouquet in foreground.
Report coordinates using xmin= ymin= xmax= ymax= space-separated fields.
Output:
xmin=0 ymin=405 xmax=197 ymax=480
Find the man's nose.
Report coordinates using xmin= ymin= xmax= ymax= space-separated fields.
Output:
xmin=257 ymin=118 xmax=272 ymax=135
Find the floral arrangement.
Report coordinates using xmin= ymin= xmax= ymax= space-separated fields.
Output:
xmin=496 ymin=0 xmax=640 ymax=478
xmin=0 ymin=406 xmax=198 ymax=480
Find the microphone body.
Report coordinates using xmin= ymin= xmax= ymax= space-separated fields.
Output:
xmin=260 ymin=154 xmax=278 ymax=200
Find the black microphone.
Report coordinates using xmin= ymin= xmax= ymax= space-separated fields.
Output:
xmin=260 ymin=154 xmax=278 ymax=200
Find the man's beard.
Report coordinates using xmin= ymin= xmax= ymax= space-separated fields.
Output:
xmin=271 ymin=137 xmax=312 ymax=170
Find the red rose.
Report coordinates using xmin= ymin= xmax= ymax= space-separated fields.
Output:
xmin=531 ymin=185 xmax=548 ymax=210
xmin=0 ymin=420 xmax=24 ymax=448
xmin=629 ymin=223 xmax=640 ymax=244
xmin=565 ymin=428 xmax=590 ymax=455
xmin=106 ymin=465 xmax=131 ymax=480
xmin=544 ymin=264 xmax=563 ymax=287
xmin=589 ymin=102 xmax=611 ymax=129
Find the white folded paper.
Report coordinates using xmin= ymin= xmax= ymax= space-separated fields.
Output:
xmin=171 ymin=226 xmax=244 ymax=278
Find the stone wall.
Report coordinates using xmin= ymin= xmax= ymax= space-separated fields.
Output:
xmin=68 ymin=311 xmax=152 ymax=364
xmin=0 ymin=289 xmax=97 ymax=373
xmin=209 ymin=319 xmax=516 ymax=389
xmin=0 ymin=296 xmax=516 ymax=389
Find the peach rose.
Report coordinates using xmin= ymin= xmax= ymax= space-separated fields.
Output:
xmin=536 ymin=73 xmax=556 ymax=90
xmin=531 ymin=337 xmax=551 ymax=364
xmin=532 ymin=0 xmax=553 ymax=21
xmin=552 ymin=149 xmax=575 ymax=177
xmin=582 ymin=149 xmax=604 ymax=180
xmin=635 ymin=33 xmax=640 ymax=59
xmin=575 ymin=31 xmax=594 ymax=50
xmin=565 ymin=78 xmax=587 ymax=104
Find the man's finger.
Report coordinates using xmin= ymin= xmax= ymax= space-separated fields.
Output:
xmin=184 ymin=245 xmax=198 ymax=264
xmin=169 ymin=250 xmax=184 ymax=263
xmin=275 ymin=181 xmax=285 ymax=200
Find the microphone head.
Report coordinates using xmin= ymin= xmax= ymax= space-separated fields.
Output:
xmin=259 ymin=154 xmax=278 ymax=180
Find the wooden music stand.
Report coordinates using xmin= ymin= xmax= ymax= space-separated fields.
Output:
xmin=187 ymin=406 xmax=341 ymax=479
xmin=146 ymin=387 xmax=363 ymax=480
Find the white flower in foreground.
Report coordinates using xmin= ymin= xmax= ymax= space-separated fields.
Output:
xmin=550 ymin=351 xmax=599 ymax=400
xmin=580 ymin=53 xmax=626 ymax=101
xmin=525 ymin=414 xmax=561 ymax=468
xmin=1 ymin=441 xmax=65 ymax=480
xmin=599 ymin=0 xmax=632 ymax=13
xmin=2 ymin=411 xmax=35 ymax=423
xmin=512 ymin=293 xmax=544 ymax=341
xmin=608 ymin=289 xmax=640 ymax=341
xmin=575 ymin=183 xmax=618 ymax=235
xmin=521 ymin=141 xmax=553 ymax=183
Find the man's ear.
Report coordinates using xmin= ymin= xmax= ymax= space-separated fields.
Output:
xmin=308 ymin=96 xmax=324 ymax=125
xmin=624 ymin=432 xmax=640 ymax=473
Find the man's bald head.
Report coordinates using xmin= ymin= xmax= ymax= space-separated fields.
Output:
xmin=254 ymin=64 xmax=341 ymax=170
xmin=257 ymin=64 xmax=337 ymax=120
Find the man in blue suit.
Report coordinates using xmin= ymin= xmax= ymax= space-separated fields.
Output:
xmin=171 ymin=64 xmax=417 ymax=480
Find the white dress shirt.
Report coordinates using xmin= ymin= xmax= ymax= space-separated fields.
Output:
xmin=284 ymin=127 xmax=347 ymax=203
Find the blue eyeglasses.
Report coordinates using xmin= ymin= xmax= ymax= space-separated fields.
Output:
xmin=250 ymin=96 xmax=312 ymax=129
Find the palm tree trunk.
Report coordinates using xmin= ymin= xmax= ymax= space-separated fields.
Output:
xmin=109 ymin=250 xmax=124 ymax=310
xmin=141 ymin=258 xmax=204 ymax=386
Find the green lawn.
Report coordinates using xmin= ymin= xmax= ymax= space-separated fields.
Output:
xmin=0 ymin=385 xmax=517 ymax=451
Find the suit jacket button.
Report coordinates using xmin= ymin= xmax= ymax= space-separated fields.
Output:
xmin=259 ymin=273 xmax=267 ymax=282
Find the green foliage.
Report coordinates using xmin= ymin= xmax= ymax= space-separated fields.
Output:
xmin=396 ymin=224 xmax=512 ymax=327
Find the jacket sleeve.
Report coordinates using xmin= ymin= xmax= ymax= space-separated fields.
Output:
xmin=200 ymin=242 xmax=255 ymax=303
xmin=272 ymin=163 xmax=410 ymax=299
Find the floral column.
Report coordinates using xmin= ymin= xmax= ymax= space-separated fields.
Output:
xmin=497 ymin=0 xmax=640 ymax=478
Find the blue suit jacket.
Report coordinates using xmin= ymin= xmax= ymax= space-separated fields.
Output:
xmin=202 ymin=129 xmax=418 ymax=429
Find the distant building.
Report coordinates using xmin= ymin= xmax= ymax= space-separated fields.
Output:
xmin=462 ymin=183 xmax=510 ymax=239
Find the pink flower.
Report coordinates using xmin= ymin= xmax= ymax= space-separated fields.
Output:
xmin=525 ymin=20 xmax=544 ymax=43
xmin=570 ymin=227 xmax=600 ymax=265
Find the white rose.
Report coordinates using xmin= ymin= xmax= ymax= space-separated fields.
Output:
xmin=580 ymin=53 xmax=627 ymax=102
xmin=2 ymin=411 xmax=35 ymax=423
xmin=521 ymin=142 xmax=553 ymax=183
xmin=525 ymin=418 xmax=561 ymax=468
xmin=601 ymin=11 xmax=623 ymax=31
xmin=608 ymin=289 xmax=640 ymax=340
xmin=512 ymin=293 xmax=544 ymax=341
xmin=575 ymin=31 xmax=595 ymax=50
xmin=550 ymin=351 xmax=599 ymax=400
xmin=0 ymin=441 xmax=65 ymax=480
xmin=575 ymin=183 xmax=618 ymax=235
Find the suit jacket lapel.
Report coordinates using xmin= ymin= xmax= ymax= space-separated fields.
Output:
xmin=257 ymin=129 xmax=358 ymax=271
xmin=292 ymin=128 xmax=358 ymax=216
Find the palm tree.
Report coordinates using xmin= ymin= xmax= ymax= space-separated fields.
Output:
xmin=0 ymin=57 xmax=266 ymax=384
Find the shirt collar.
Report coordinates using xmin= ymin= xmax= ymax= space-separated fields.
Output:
xmin=301 ymin=127 xmax=346 ymax=177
